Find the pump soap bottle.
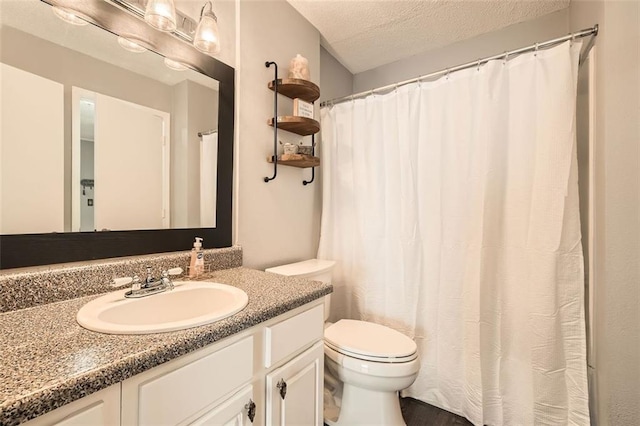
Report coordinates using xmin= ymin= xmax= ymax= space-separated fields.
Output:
xmin=189 ymin=237 xmax=205 ymax=278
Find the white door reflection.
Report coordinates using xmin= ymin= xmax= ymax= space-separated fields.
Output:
xmin=72 ymin=88 xmax=170 ymax=231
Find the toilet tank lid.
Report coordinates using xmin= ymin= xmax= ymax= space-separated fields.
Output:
xmin=265 ymin=259 xmax=336 ymax=278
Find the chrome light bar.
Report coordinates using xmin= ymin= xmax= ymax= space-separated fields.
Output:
xmin=104 ymin=0 xmax=197 ymax=44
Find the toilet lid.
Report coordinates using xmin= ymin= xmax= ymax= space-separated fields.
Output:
xmin=324 ymin=320 xmax=417 ymax=360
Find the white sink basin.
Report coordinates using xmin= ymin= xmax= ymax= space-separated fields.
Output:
xmin=77 ymin=281 xmax=248 ymax=334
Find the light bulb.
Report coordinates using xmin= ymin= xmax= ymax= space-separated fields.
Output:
xmin=144 ymin=0 xmax=177 ymax=32
xmin=193 ymin=2 xmax=221 ymax=56
xmin=164 ymin=58 xmax=189 ymax=71
xmin=117 ymin=37 xmax=151 ymax=53
xmin=52 ymin=6 xmax=90 ymax=26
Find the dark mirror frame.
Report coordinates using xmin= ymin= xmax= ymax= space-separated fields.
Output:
xmin=0 ymin=0 xmax=234 ymax=269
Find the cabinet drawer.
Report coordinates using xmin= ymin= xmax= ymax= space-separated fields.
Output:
xmin=265 ymin=304 xmax=323 ymax=368
xmin=133 ymin=336 xmax=253 ymax=425
xmin=23 ymin=384 xmax=120 ymax=426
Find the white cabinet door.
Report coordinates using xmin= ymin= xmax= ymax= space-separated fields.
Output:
xmin=266 ymin=341 xmax=324 ymax=426
xmin=23 ymin=384 xmax=120 ymax=426
xmin=190 ymin=385 xmax=255 ymax=426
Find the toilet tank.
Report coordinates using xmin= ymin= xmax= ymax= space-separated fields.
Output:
xmin=265 ymin=259 xmax=335 ymax=321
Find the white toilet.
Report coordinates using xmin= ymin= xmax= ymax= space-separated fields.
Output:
xmin=265 ymin=259 xmax=420 ymax=426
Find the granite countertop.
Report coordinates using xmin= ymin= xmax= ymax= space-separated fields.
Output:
xmin=0 ymin=267 xmax=332 ymax=426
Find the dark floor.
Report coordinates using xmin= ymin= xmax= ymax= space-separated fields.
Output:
xmin=400 ymin=397 xmax=473 ymax=426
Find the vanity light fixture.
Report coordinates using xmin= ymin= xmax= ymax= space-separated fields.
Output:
xmin=117 ymin=36 xmax=153 ymax=53
xmin=102 ymin=0 xmax=218 ymax=64
xmin=193 ymin=1 xmax=221 ymax=56
xmin=51 ymin=5 xmax=91 ymax=26
xmin=144 ymin=0 xmax=177 ymax=32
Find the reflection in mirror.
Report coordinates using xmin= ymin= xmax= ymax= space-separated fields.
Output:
xmin=0 ymin=0 xmax=234 ymax=269
xmin=72 ymin=88 xmax=173 ymax=232
xmin=0 ymin=0 xmax=219 ymax=234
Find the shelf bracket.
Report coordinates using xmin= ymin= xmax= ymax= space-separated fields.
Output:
xmin=303 ymin=132 xmax=316 ymax=186
xmin=264 ymin=61 xmax=279 ymax=183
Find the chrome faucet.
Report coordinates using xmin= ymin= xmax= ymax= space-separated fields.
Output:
xmin=112 ymin=267 xmax=183 ymax=298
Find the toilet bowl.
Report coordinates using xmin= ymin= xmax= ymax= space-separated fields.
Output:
xmin=323 ymin=319 xmax=419 ymax=425
xmin=265 ymin=260 xmax=421 ymax=426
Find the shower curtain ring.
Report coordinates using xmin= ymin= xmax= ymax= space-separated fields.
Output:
xmin=445 ymin=68 xmax=450 ymax=79
xmin=534 ymin=42 xmax=539 ymax=56
xmin=477 ymin=59 xmax=481 ymax=71
xmin=503 ymin=51 xmax=509 ymax=65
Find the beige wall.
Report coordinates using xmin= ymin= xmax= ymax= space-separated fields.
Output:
xmin=319 ymin=46 xmax=354 ymax=104
xmin=171 ymin=81 xmax=218 ymax=228
xmin=0 ymin=64 xmax=65 ymax=234
xmin=0 ymin=27 xmax=174 ymax=113
xmin=570 ymin=1 xmax=640 ymax=425
xmin=235 ymin=0 xmax=321 ymax=269
xmin=353 ymin=9 xmax=570 ymax=93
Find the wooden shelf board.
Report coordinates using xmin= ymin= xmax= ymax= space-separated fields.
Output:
xmin=268 ymin=79 xmax=320 ymax=102
xmin=268 ymin=116 xmax=319 ymax=136
xmin=267 ymin=154 xmax=320 ymax=168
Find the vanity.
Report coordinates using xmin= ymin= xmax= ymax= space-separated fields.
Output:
xmin=0 ymin=1 xmax=332 ymax=423
xmin=0 ymin=254 xmax=332 ymax=426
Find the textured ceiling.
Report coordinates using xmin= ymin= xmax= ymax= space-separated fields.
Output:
xmin=287 ymin=0 xmax=570 ymax=74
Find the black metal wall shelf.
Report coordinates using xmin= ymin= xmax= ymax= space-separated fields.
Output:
xmin=264 ymin=61 xmax=319 ymax=185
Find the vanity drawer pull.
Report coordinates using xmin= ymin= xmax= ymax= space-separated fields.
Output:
xmin=245 ymin=399 xmax=256 ymax=422
xmin=276 ymin=379 xmax=287 ymax=400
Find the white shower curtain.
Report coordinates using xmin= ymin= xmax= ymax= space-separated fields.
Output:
xmin=318 ymin=41 xmax=589 ymax=426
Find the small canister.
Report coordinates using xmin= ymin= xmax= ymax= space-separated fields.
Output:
xmin=298 ymin=145 xmax=313 ymax=156
xmin=288 ymin=54 xmax=310 ymax=80
xmin=283 ymin=143 xmax=299 ymax=155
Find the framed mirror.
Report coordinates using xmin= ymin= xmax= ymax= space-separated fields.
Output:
xmin=0 ymin=0 xmax=234 ymax=269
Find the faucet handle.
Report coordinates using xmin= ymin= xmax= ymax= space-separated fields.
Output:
xmin=145 ymin=266 xmax=154 ymax=282
xmin=167 ymin=267 xmax=183 ymax=276
xmin=161 ymin=267 xmax=183 ymax=280
xmin=112 ymin=277 xmax=133 ymax=288
xmin=112 ymin=276 xmax=141 ymax=290
xmin=131 ymin=275 xmax=141 ymax=291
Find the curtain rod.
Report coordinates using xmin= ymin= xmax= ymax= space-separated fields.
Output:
xmin=320 ymin=25 xmax=598 ymax=108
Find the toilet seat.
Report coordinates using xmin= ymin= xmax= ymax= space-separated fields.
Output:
xmin=324 ymin=344 xmax=420 ymax=379
xmin=324 ymin=320 xmax=417 ymax=363
xmin=325 ymin=341 xmax=418 ymax=363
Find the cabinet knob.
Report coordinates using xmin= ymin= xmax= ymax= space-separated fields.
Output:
xmin=276 ymin=378 xmax=287 ymax=400
xmin=245 ymin=399 xmax=256 ymax=422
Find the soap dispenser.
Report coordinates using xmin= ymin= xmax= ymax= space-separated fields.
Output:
xmin=189 ymin=237 xmax=205 ymax=278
